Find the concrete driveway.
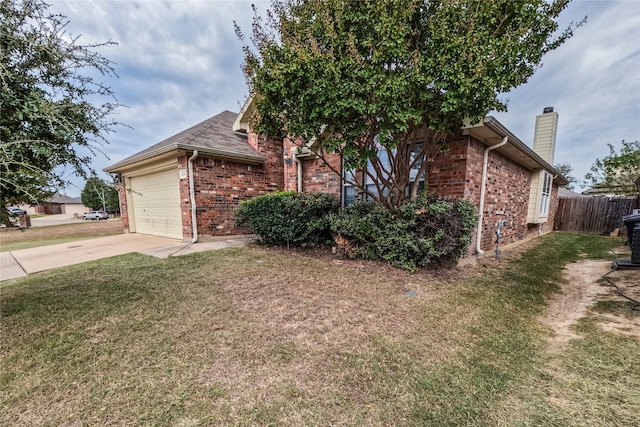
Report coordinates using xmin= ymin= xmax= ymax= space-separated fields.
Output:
xmin=0 ymin=234 xmax=254 ymax=282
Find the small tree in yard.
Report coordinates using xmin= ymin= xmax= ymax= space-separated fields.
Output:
xmin=0 ymin=0 xmax=123 ymax=225
xmin=554 ymin=163 xmax=579 ymax=191
xmin=584 ymin=140 xmax=640 ymax=196
xmin=237 ymin=0 xmax=583 ymax=209
xmin=81 ymin=176 xmax=119 ymax=212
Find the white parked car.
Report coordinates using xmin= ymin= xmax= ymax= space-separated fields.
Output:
xmin=83 ymin=211 xmax=109 ymax=220
xmin=7 ymin=207 xmax=27 ymax=216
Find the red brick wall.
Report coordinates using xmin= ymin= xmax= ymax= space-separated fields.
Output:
xmin=428 ymin=136 xmax=533 ymax=253
xmin=180 ymin=134 xmax=284 ymax=238
xmin=290 ymin=134 xmax=539 ymax=254
xmin=301 ymin=153 xmax=342 ymax=200
xmin=428 ymin=136 xmax=472 ymax=200
xmin=248 ymin=133 xmax=285 ymax=190
xmin=282 ymin=137 xmax=342 ymax=201
xmin=116 ymin=176 xmax=130 ymax=232
xmin=475 ymin=148 xmax=531 ymax=252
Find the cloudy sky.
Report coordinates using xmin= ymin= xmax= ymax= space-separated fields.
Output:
xmin=48 ymin=0 xmax=640 ymax=196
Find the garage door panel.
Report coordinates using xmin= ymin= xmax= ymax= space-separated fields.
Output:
xmin=130 ymin=169 xmax=183 ymax=239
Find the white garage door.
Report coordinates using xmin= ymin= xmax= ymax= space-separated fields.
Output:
xmin=130 ymin=169 xmax=183 ymax=239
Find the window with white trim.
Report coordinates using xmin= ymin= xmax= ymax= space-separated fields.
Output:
xmin=540 ymin=172 xmax=552 ymax=215
xmin=342 ymin=144 xmax=426 ymax=206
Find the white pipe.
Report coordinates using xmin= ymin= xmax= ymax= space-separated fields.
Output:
xmin=188 ymin=150 xmax=199 ymax=243
xmin=476 ymin=136 xmax=508 ymax=255
xmin=293 ymin=153 xmax=303 ymax=193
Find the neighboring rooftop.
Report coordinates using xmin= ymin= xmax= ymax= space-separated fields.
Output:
xmin=47 ymin=193 xmax=83 ymax=204
xmin=558 ymin=187 xmax=589 ymax=198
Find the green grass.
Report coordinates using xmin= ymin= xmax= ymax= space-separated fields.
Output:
xmin=0 ymin=220 xmax=122 ymax=251
xmin=1 ymin=233 xmax=637 ymax=426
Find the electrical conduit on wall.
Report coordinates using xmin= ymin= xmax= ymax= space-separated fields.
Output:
xmin=476 ymin=136 xmax=508 ymax=255
xmin=294 ymin=153 xmax=303 ymax=193
xmin=188 ymin=150 xmax=199 ymax=243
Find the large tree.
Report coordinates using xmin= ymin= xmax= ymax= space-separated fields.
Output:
xmin=0 ymin=0 xmax=122 ymax=223
xmin=81 ymin=176 xmax=119 ymax=212
xmin=584 ymin=140 xmax=640 ymax=196
xmin=238 ymin=0 xmax=583 ymax=209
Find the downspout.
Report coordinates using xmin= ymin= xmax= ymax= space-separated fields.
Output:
xmin=293 ymin=153 xmax=303 ymax=193
xmin=476 ymin=136 xmax=508 ymax=255
xmin=188 ymin=150 xmax=199 ymax=243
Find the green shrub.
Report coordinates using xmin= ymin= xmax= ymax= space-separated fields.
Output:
xmin=330 ymin=195 xmax=478 ymax=270
xmin=235 ymin=191 xmax=339 ymax=247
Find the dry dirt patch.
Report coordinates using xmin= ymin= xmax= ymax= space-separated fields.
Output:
xmin=600 ymin=269 xmax=640 ymax=339
xmin=541 ymin=259 xmax=640 ymax=347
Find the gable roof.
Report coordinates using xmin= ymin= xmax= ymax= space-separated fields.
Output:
xmin=104 ymin=111 xmax=265 ymax=173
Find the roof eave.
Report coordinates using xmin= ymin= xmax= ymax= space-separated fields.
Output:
xmin=104 ymin=145 xmax=180 ymax=173
xmin=174 ymin=143 xmax=265 ymax=165
xmin=463 ymin=117 xmax=569 ymax=186
xmin=104 ymin=143 xmax=265 ymax=174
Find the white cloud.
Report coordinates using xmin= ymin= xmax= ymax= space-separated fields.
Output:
xmin=493 ymin=0 xmax=640 ymax=190
xmin=49 ymin=0 xmax=261 ymax=193
xmin=48 ymin=0 xmax=639 ymax=195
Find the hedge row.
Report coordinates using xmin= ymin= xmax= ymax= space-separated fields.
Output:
xmin=330 ymin=195 xmax=477 ymax=270
xmin=236 ymin=192 xmax=477 ymax=270
xmin=235 ymin=191 xmax=339 ymax=248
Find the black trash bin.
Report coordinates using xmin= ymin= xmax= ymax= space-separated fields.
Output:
xmin=632 ymin=224 xmax=640 ymax=264
xmin=623 ymin=213 xmax=640 ymax=246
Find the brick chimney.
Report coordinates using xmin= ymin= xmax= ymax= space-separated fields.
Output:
xmin=532 ymin=107 xmax=559 ymax=164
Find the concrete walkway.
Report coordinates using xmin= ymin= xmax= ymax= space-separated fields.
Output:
xmin=0 ymin=234 xmax=254 ymax=282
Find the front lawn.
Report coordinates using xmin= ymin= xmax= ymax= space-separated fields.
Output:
xmin=0 ymin=220 xmax=123 ymax=252
xmin=1 ymin=233 xmax=638 ymax=426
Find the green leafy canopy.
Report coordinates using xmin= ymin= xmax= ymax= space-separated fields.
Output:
xmin=584 ymin=140 xmax=640 ymax=196
xmin=237 ymin=0 xmax=583 ymax=208
xmin=0 ymin=0 xmax=125 ymax=216
xmin=81 ymin=176 xmax=119 ymax=211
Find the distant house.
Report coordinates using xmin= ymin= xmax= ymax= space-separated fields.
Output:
xmin=558 ymin=188 xmax=590 ymax=198
xmin=581 ymin=186 xmax=625 ymax=197
xmin=31 ymin=193 xmax=88 ymax=216
xmin=105 ymin=107 xmax=567 ymax=256
xmin=582 ymin=173 xmax=640 ymax=197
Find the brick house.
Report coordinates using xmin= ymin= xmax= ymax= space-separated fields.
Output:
xmin=104 ymin=111 xmax=283 ymax=240
xmin=29 ymin=193 xmax=88 ymax=216
xmin=105 ymin=107 xmax=567 ymax=255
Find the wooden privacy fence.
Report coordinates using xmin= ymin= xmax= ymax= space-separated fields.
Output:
xmin=554 ymin=196 xmax=639 ymax=235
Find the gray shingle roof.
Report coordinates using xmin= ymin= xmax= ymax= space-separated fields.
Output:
xmin=104 ymin=111 xmax=264 ymax=172
xmin=48 ymin=193 xmax=83 ymax=204
xmin=558 ymin=188 xmax=589 ymax=198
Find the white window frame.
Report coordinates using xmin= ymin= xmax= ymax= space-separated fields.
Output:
xmin=342 ymin=144 xmax=426 ymax=206
xmin=540 ymin=172 xmax=552 ymax=215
